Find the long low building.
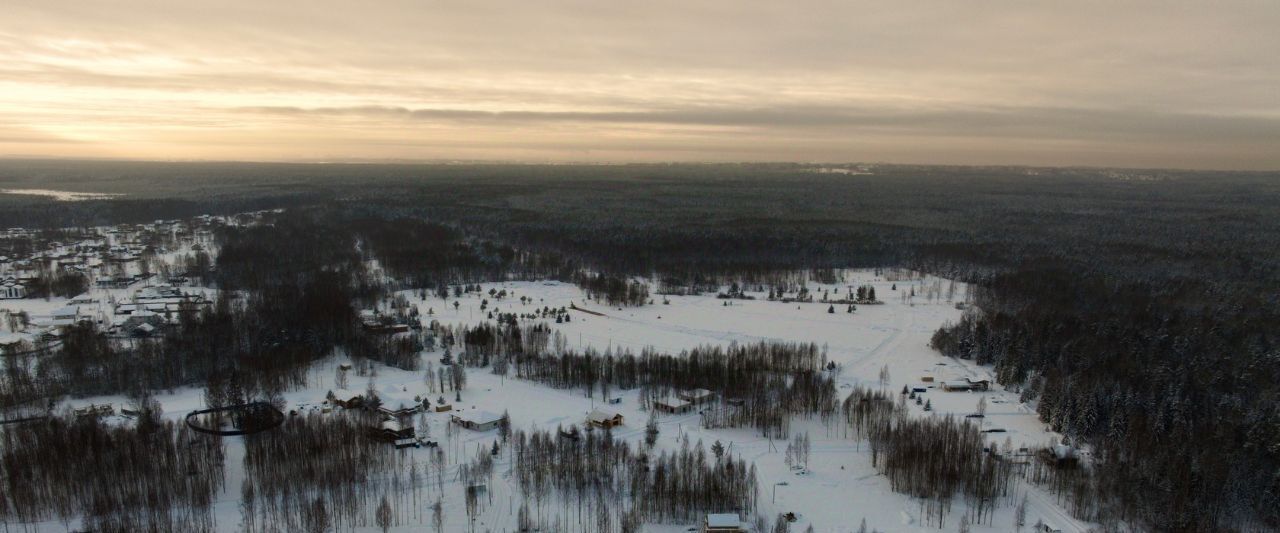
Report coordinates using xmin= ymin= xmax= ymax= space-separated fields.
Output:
xmin=942 ymin=377 xmax=992 ymax=392
xmin=451 ymin=410 xmax=503 ymax=431
xmin=653 ymin=395 xmax=693 ymax=414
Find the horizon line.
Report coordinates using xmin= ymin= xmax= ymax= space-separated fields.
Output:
xmin=1 ymin=154 xmax=1275 ymax=174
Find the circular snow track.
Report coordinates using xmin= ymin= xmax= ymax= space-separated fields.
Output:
xmin=185 ymin=402 xmax=284 ymax=436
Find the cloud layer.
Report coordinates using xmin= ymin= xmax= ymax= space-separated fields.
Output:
xmin=1 ymin=1 xmax=1277 ymax=168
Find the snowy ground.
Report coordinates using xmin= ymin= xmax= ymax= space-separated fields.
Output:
xmin=18 ymin=272 xmax=1094 ymax=532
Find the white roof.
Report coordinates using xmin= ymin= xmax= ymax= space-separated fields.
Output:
xmin=453 ymin=410 xmax=503 ymax=424
xmin=587 ymin=409 xmax=620 ymax=423
xmin=51 ymin=305 xmax=78 ymax=316
xmin=654 ymin=396 xmax=691 ymax=407
xmin=707 ymin=514 xmax=740 ymax=528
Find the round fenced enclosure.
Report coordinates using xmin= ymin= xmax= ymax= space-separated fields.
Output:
xmin=185 ymin=402 xmax=285 ymax=436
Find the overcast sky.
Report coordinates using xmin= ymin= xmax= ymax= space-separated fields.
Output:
xmin=2 ymin=1 xmax=1277 ymax=169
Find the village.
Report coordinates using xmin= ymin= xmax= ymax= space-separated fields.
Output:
xmin=0 ymin=212 xmax=279 ymax=353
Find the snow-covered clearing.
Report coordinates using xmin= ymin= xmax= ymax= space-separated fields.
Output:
xmin=21 ymin=273 xmax=1093 ymax=532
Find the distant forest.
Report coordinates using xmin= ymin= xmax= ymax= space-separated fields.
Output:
xmin=2 ymin=159 xmax=1278 ymax=531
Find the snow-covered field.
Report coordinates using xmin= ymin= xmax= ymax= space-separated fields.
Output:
xmin=13 ymin=273 xmax=1094 ymax=532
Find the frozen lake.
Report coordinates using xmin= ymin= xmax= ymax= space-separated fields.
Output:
xmin=0 ymin=188 xmax=123 ymax=201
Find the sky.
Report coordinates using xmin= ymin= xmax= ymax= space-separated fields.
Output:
xmin=1 ymin=1 xmax=1278 ymax=169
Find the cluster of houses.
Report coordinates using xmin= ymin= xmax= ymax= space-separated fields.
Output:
xmin=0 ymin=213 xmax=241 ymax=302
xmin=112 ymin=285 xmax=211 ymax=325
xmin=0 ymin=213 xmax=249 ymax=348
xmin=14 ymin=286 xmax=212 ymax=338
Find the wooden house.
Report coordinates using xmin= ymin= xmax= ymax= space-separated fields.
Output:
xmin=586 ymin=408 xmax=624 ymax=429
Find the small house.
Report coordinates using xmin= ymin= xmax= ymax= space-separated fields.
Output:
xmin=965 ymin=378 xmax=991 ymax=391
xmin=378 ymin=404 xmax=421 ymax=418
xmin=1040 ymin=444 xmax=1079 ymax=468
xmin=434 ymin=403 xmax=453 ymax=413
xmin=73 ymin=404 xmax=114 ymax=418
xmin=0 ymin=277 xmax=26 ymax=299
xmin=332 ymin=392 xmax=365 ymax=409
xmin=451 ymin=410 xmax=503 ymax=432
xmin=132 ymin=322 xmax=156 ymax=338
xmin=678 ymin=388 xmax=717 ymax=405
xmin=50 ymin=305 xmax=80 ymax=324
xmin=703 ymin=513 xmax=746 ymax=532
xmin=652 ymin=396 xmax=693 ymax=414
xmin=943 ymin=377 xmax=990 ymax=392
xmin=586 ymin=408 xmax=624 ymax=429
xmin=375 ymin=419 xmax=415 ymax=442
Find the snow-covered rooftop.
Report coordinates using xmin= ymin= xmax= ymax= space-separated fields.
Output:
xmin=706 ymin=513 xmax=741 ymax=528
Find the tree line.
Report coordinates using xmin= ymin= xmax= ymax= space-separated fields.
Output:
xmin=0 ymin=405 xmax=224 ymax=532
